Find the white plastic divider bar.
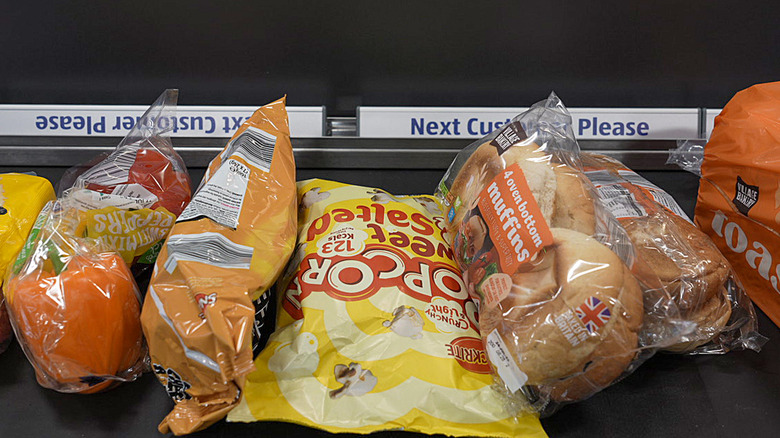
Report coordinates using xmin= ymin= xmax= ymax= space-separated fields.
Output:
xmin=0 ymin=105 xmax=326 ymax=138
xmin=357 ymin=107 xmax=702 ymax=140
xmin=704 ymin=109 xmax=722 ymax=139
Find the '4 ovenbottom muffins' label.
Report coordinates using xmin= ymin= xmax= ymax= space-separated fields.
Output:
xmin=228 ymin=179 xmax=545 ymax=438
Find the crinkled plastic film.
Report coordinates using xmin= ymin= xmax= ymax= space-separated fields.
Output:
xmin=0 ymin=173 xmax=56 ymax=354
xmin=227 ymin=179 xmax=546 ymax=438
xmin=667 ymin=139 xmax=706 ymax=176
xmin=582 ymin=152 xmax=764 ymax=354
xmin=435 ymin=93 xmax=682 ymax=415
xmin=57 ymin=89 xmax=192 ymax=286
xmin=4 ymin=200 xmax=146 ymax=393
xmin=141 ymin=97 xmax=297 ymax=435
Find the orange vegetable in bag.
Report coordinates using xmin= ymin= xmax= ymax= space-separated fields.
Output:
xmin=4 ymin=204 xmax=146 ymax=394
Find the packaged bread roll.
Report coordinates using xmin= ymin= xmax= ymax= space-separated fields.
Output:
xmin=581 ymin=152 xmax=763 ymax=353
xmin=436 ymin=93 xmax=677 ymax=414
xmin=141 ymin=97 xmax=297 ymax=435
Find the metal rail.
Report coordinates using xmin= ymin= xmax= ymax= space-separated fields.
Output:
xmin=0 ymin=136 xmax=679 ymax=170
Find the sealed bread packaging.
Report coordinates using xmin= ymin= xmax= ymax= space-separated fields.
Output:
xmin=581 ymin=152 xmax=763 ymax=353
xmin=228 ymin=179 xmax=546 ymax=438
xmin=58 ymin=89 xmax=191 ymax=283
xmin=0 ymin=174 xmax=56 ymax=353
xmin=435 ymin=93 xmax=680 ymax=413
xmin=669 ymin=82 xmax=780 ymax=325
xmin=673 ymin=82 xmax=780 ymax=328
xmin=4 ymin=200 xmax=146 ymax=393
xmin=141 ymin=97 xmax=297 ymax=435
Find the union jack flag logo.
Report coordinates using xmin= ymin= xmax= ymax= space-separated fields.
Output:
xmin=575 ymin=296 xmax=611 ymax=334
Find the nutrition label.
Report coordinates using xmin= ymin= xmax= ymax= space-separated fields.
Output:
xmin=178 ymin=159 xmax=250 ymax=229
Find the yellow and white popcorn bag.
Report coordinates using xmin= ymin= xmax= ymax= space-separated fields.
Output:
xmin=228 ymin=179 xmax=546 ymax=438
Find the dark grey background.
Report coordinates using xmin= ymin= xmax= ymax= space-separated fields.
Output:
xmin=1 ymin=2 xmax=780 ymax=113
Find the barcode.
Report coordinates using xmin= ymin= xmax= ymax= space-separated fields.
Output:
xmin=617 ymin=170 xmax=661 ymax=190
xmin=596 ymin=185 xmax=646 ymax=219
xmin=77 ymin=143 xmax=141 ymax=187
xmin=224 ymin=127 xmax=276 ymax=172
xmin=650 ymin=190 xmax=693 ymax=223
xmin=164 ymin=232 xmax=254 ymax=273
xmin=584 ymin=170 xmax=618 ymax=188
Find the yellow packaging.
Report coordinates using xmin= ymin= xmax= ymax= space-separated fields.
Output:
xmin=228 ymin=179 xmax=546 ymax=438
xmin=0 ymin=174 xmax=56 ymax=283
xmin=0 ymin=173 xmax=56 ymax=354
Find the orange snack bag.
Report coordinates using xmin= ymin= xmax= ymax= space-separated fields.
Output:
xmin=141 ymin=97 xmax=297 ymax=435
xmin=4 ymin=202 xmax=146 ymax=393
xmin=693 ymin=82 xmax=780 ymax=327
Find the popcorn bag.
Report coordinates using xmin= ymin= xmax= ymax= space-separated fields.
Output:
xmin=436 ymin=93 xmax=681 ymax=413
xmin=677 ymin=81 xmax=780 ymax=328
xmin=0 ymin=173 xmax=56 ymax=354
xmin=227 ymin=179 xmax=545 ymax=438
xmin=141 ymin=97 xmax=297 ymax=435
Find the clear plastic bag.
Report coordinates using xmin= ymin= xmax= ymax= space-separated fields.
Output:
xmin=4 ymin=201 xmax=146 ymax=393
xmin=582 ymin=152 xmax=764 ymax=354
xmin=667 ymin=139 xmax=706 ymax=176
xmin=435 ymin=93 xmax=682 ymax=414
xmin=57 ymin=89 xmax=192 ymax=286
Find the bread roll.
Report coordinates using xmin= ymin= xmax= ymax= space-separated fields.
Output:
xmin=449 ymin=140 xmax=596 ymax=236
xmin=581 ymin=153 xmax=735 ymax=353
xmin=479 ymin=228 xmax=643 ymax=387
xmin=449 ymin=141 xmax=556 ymax=229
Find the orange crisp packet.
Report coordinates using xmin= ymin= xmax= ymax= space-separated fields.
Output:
xmin=141 ymin=97 xmax=297 ymax=434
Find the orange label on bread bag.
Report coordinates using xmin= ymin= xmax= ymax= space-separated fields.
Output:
xmin=475 ymin=164 xmax=552 ymax=272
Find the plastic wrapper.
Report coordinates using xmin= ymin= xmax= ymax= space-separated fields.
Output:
xmin=670 ymin=81 xmax=780 ymax=328
xmin=582 ymin=152 xmax=764 ymax=353
xmin=227 ymin=179 xmax=545 ymax=437
xmin=435 ymin=93 xmax=682 ymax=414
xmin=0 ymin=173 xmax=56 ymax=354
xmin=4 ymin=200 xmax=146 ymax=393
xmin=58 ymin=89 xmax=191 ymax=286
xmin=141 ymin=97 xmax=297 ymax=435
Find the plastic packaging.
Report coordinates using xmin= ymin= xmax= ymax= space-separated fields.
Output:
xmin=58 ymin=89 xmax=191 ymax=284
xmin=228 ymin=179 xmax=545 ymax=437
xmin=141 ymin=97 xmax=297 ymax=435
xmin=670 ymin=81 xmax=780 ymax=328
xmin=582 ymin=152 xmax=764 ymax=353
xmin=435 ymin=93 xmax=681 ymax=414
xmin=0 ymin=173 xmax=56 ymax=354
xmin=4 ymin=201 xmax=146 ymax=393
